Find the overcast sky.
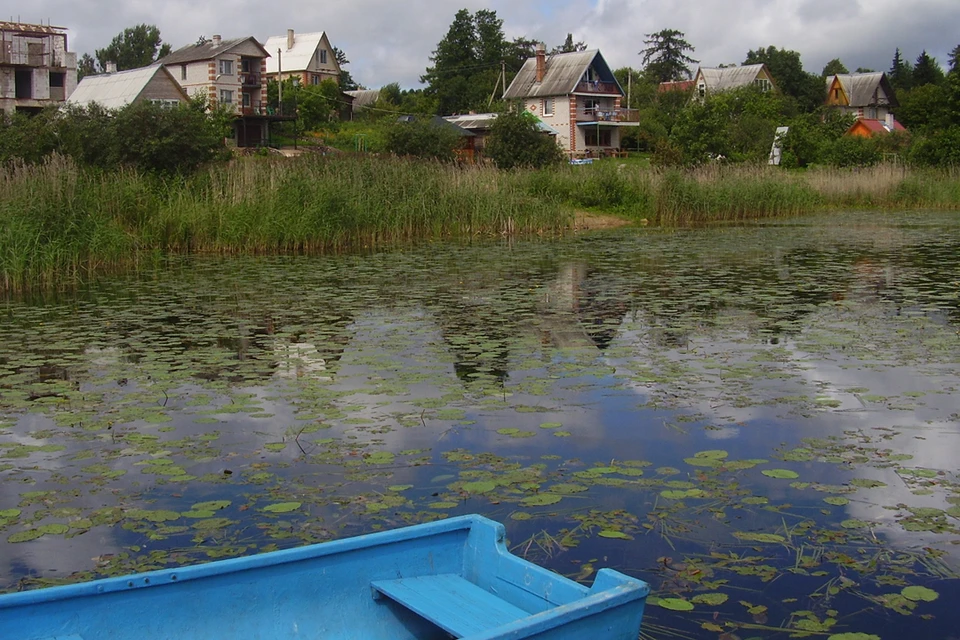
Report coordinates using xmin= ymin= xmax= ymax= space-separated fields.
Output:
xmin=14 ymin=0 xmax=960 ymax=89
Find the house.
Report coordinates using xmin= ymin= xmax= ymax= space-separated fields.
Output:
xmin=263 ymin=29 xmax=340 ymax=87
xmin=345 ymin=89 xmax=379 ymax=118
xmin=691 ymin=64 xmax=776 ymax=99
xmin=0 ymin=21 xmax=77 ymax=115
xmin=845 ymin=115 xmax=907 ymax=138
xmin=502 ymin=44 xmax=637 ymax=157
xmin=396 ymin=114 xmax=477 ymax=162
xmin=443 ymin=112 xmax=559 ymax=158
xmin=825 ymin=72 xmax=898 ymax=121
xmin=159 ymin=35 xmax=287 ymax=147
xmin=67 ymin=64 xmax=188 ymax=109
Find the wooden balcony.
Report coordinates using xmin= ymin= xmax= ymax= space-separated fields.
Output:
xmin=575 ymin=80 xmax=620 ymax=94
xmin=575 ymin=108 xmax=640 ymax=123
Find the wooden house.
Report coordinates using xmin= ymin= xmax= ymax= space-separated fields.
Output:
xmin=825 ymin=72 xmax=898 ymax=121
xmin=68 ymin=64 xmax=188 ymax=109
xmin=692 ymin=64 xmax=776 ymax=99
xmin=502 ymin=45 xmax=637 ymax=157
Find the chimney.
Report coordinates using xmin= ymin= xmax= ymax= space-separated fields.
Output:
xmin=212 ymin=34 xmax=221 ymax=46
xmin=535 ymin=43 xmax=546 ymax=83
xmin=885 ymin=112 xmax=895 ymax=131
xmin=105 ymin=61 xmax=117 ymax=74
xmin=287 ymin=29 xmax=295 ymax=50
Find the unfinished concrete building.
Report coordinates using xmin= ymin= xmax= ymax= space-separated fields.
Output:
xmin=0 ymin=21 xmax=78 ymax=115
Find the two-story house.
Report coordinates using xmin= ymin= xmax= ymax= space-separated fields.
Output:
xmin=825 ymin=72 xmax=899 ymax=122
xmin=691 ymin=64 xmax=776 ymax=99
xmin=159 ymin=35 xmax=284 ymax=147
xmin=0 ymin=21 xmax=77 ymax=115
xmin=263 ymin=29 xmax=340 ymax=87
xmin=503 ymin=45 xmax=637 ymax=157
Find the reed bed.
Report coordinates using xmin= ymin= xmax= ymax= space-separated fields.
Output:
xmin=2 ymin=154 xmax=959 ymax=294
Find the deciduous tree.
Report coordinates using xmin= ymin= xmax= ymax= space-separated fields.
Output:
xmin=743 ymin=46 xmax=822 ymax=112
xmin=821 ymin=58 xmax=848 ymax=77
xmin=94 ymin=24 xmax=173 ymax=72
xmin=484 ymin=109 xmax=564 ymax=169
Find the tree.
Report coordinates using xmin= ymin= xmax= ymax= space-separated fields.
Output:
xmin=821 ymin=58 xmax=848 ymax=77
xmin=77 ymin=53 xmax=96 ymax=80
xmin=888 ymin=48 xmax=913 ymax=92
xmin=854 ymin=67 xmax=875 ymax=73
xmin=422 ymin=9 xmax=509 ymax=115
xmin=94 ymin=24 xmax=173 ymax=72
xmin=484 ymin=108 xmax=564 ymax=169
xmin=333 ymin=47 xmax=358 ymax=91
xmin=639 ymin=29 xmax=697 ymax=83
xmin=949 ymin=44 xmax=960 ymax=73
xmin=743 ymin=46 xmax=822 ymax=112
xmin=551 ymin=34 xmax=587 ymax=54
xmin=912 ymin=50 xmax=944 ymax=87
xmin=384 ymin=116 xmax=462 ymax=162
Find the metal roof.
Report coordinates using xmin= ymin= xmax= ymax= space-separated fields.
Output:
xmin=262 ymin=31 xmax=339 ymax=75
xmin=443 ymin=113 xmax=559 ymax=135
xmin=67 ymin=65 xmax=187 ymax=109
xmin=503 ymin=49 xmax=622 ymax=99
xmin=697 ymin=64 xmax=767 ymax=92
xmin=828 ymin=73 xmax=898 ymax=108
xmin=345 ymin=89 xmax=380 ymax=110
xmin=159 ymin=36 xmax=268 ymax=65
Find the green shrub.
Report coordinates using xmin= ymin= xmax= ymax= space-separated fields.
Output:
xmin=484 ymin=109 xmax=564 ymax=170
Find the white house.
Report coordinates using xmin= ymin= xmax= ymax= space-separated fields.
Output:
xmin=263 ymin=29 xmax=340 ymax=87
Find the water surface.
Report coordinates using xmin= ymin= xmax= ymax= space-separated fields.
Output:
xmin=2 ymin=211 xmax=959 ymax=639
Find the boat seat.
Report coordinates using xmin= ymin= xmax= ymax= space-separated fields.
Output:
xmin=372 ymin=573 xmax=529 ymax=637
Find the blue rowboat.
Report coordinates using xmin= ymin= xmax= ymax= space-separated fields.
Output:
xmin=0 ymin=514 xmax=649 ymax=640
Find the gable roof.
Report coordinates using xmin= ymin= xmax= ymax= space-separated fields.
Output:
xmin=159 ymin=36 xmax=269 ymax=65
xmin=67 ymin=65 xmax=188 ymax=109
xmin=262 ymin=31 xmax=340 ymax=75
xmin=345 ymin=89 xmax=380 ymax=111
xmin=503 ymin=49 xmax=623 ymax=99
xmin=696 ymin=64 xmax=769 ymax=92
xmin=658 ymin=80 xmax=695 ymax=93
xmin=827 ymin=73 xmax=898 ymax=108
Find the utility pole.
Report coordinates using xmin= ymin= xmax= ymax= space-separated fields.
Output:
xmin=277 ymin=48 xmax=282 ymax=112
xmin=502 ymin=60 xmax=507 ymax=98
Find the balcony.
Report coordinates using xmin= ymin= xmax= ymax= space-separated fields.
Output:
xmin=575 ymin=80 xmax=620 ymax=94
xmin=239 ymin=104 xmax=296 ymax=119
xmin=241 ymin=73 xmax=261 ymax=87
xmin=575 ymin=108 xmax=639 ymax=123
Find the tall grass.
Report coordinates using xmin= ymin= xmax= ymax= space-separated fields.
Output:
xmin=3 ymin=154 xmax=959 ymax=294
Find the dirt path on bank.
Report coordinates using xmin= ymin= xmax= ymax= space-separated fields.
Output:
xmin=572 ymin=211 xmax=634 ymax=230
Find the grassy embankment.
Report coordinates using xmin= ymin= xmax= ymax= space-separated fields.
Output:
xmin=2 ymin=153 xmax=959 ymax=293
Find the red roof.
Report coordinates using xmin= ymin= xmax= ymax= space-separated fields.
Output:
xmin=657 ymin=80 xmax=695 ymax=93
xmin=849 ymin=118 xmax=907 ymax=135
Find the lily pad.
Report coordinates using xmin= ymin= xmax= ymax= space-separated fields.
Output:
xmin=762 ymin=469 xmax=799 ymax=479
xmin=262 ymin=502 xmax=302 ymax=513
xmin=692 ymin=593 xmax=729 ymax=606
xmin=901 ymin=585 xmax=939 ymax=602
xmin=658 ymin=598 xmax=694 ymax=611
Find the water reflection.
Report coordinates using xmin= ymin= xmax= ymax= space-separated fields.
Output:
xmin=1 ymin=212 xmax=959 ymax=637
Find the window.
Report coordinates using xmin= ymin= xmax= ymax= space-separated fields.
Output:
xmin=241 ymin=59 xmax=251 ymax=73
xmin=754 ymin=78 xmax=772 ymax=92
xmin=181 ymin=64 xmax=187 ymax=80
xmin=542 ymin=98 xmax=554 ymax=116
xmin=149 ymin=99 xmax=181 ymax=108
xmin=220 ymin=89 xmax=234 ymax=104
xmin=583 ymin=99 xmax=599 ymax=117
xmin=219 ymin=59 xmax=234 ymax=75
xmin=319 ymin=49 xmax=327 ymax=64
xmin=49 ymin=72 xmax=65 ymax=87
xmin=698 ymin=83 xmax=706 ymax=98
xmin=242 ymin=92 xmax=251 ymax=107
xmin=311 ymin=74 xmax=320 ymax=85
xmin=584 ymin=128 xmax=612 ymax=147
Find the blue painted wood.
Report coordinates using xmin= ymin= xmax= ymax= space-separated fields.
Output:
xmin=372 ymin=574 xmax=530 ymax=636
xmin=0 ymin=515 xmax=650 ymax=640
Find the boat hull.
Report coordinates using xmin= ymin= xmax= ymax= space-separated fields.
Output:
xmin=0 ymin=514 xmax=649 ymax=640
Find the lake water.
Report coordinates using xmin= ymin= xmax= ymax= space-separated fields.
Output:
xmin=2 ymin=211 xmax=959 ymax=639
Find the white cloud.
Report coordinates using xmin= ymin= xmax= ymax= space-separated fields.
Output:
xmin=21 ymin=0 xmax=959 ymax=90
